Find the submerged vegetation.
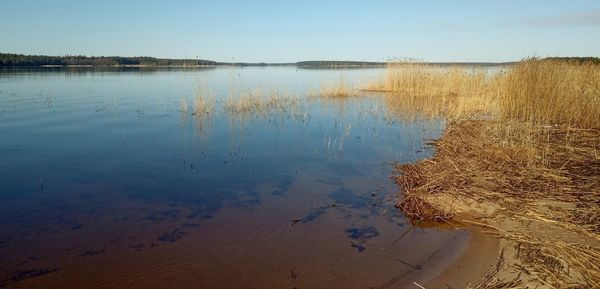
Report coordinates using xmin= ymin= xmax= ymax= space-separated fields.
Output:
xmin=380 ymin=58 xmax=600 ymax=288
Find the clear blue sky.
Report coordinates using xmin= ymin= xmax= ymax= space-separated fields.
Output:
xmin=1 ymin=0 xmax=599 ymax=62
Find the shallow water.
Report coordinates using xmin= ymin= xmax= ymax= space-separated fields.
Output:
xmin=0 ymin=67 xmax=466 ymax=288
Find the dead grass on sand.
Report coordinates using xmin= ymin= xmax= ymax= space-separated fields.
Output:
xmin=386 ymin=59 xmax=600 ymax=288
xmin=395 ymin=120 xmax=600 ymax=288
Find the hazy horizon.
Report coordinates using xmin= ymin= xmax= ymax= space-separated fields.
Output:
xmin=1 ymin=0 xmax=599 ymax=63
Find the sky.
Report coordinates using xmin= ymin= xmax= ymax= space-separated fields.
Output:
xmin=1 ymin=0 xmax=599 ymax=62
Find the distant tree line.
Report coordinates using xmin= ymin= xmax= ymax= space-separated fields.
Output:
xmin=544 ymin=57 xmax=600 ymax=64
xmin=296 ymin=61 xmax=385 ymax=68
xmin=0 ymin=53 xmax=216 ymax=67
xmin=2 ymin=53 xmax=598 ymax=67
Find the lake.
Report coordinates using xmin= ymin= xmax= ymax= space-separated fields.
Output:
xmin=0 ymin=67 xmax=468 ymax=289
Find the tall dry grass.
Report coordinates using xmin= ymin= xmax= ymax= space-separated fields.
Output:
xmin=179 ymin=86 xmax=217 ymax=132
xmin=180 ymin=86 xmax=217 ymax=118
xmin=224 ymin=89 xmax=304 ymax=119
xmin=375 ymin=59 xmax=600 ymax=128
xmin=318 ymin=75 xmax=355 ymax=98
xmin=308 ymin=74 xmax=362 ymax=99
xmin=500 ymin=58 xmax=600 ymax=129
xmin=193 ymin=94 xmax=216 ymax=117
xmin=374 ymin=62 xmax=502 ymax=120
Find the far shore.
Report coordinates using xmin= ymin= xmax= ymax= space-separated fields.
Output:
xmin=5 ymin=62 xmax=515 ymax=68
xmin=1 ymin=53 xmax=520 ymax=68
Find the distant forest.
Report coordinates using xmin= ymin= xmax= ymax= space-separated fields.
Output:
xmin=1 ymin=53 xmax=598 ymax=67
xmin=544 ymin=57 xmax=600 ymax=64
xmin=296 ymin=61 xmax=385 ymax=68
xmin=0 ymin=53 xmax=216 ymax=67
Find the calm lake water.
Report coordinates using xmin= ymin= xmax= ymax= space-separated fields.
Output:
xmin=0 ymin=67 xmax=468 ymax=289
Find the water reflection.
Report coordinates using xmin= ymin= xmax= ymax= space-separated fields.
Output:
xmin=0 ymin=67 xmax=463 ymax=289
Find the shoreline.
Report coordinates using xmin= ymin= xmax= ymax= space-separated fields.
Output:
xmin=393 ymin=119 xmax=600 ymax=287
xmin=386 ymin=223 xmax=504 ymax=289
xmin=423 ymin=226 xmax=502 ymax=289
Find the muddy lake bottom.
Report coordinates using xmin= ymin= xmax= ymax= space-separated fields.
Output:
xmin=0 ymin=67 xmax=469 ymax=288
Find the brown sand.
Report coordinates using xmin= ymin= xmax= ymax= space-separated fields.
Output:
xmin=423 ymin=227 xmax=502 ymax=289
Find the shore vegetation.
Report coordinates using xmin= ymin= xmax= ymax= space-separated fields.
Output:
xmin=372 ymin=58 xmax=600 ymax=288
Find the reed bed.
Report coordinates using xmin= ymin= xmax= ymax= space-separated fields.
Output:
xmin=374 ymin=59 xmax=600 ymax=128
xmin=180 ymin=86 xmax=310 ymax=125
xmin=224 ymin=89 xmax=306 ymax=121
xmin=384 ymin=59 xmax=600 ymax=288
xmin=179 ymin=87 xmax=217 ymax=131
xmin=310 ymin=75 xmax=358 ymax=98
xmin=500 ymin=59 xmax=600 ymax=128
xmin=372 ymin=63 xmax=502 ymax=120
xmin=192 ymin=94 xmax=216 ymax=118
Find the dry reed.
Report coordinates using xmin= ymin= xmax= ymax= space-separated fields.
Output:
xmin=394 ymin=120 xmax=600 ymax=287
xmin=385 ymin=58 xmax=600 ymax=288
xmin=192 ymin=94 xmax=216 ymax=118
xmin=500 ymin=58 xmax=600 ymax=128
xmin=180 ymin=97 xmax=189 ymax=114
xmin=312 ymin=75 xmax=357 ymax=98
xmin=374 ymin=59 xmax=600 ymax=128
xmin=371 ymin=62 xmax=502 ymax=120
xmin=224 ymin=89 xmax=305 ymax=120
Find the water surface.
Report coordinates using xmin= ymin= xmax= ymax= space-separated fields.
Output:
xmin=0 ymin=67 xmax=467 ymax=289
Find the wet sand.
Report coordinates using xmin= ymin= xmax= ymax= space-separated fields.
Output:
xmin=422 ymin=227 xmax=501 ymax=288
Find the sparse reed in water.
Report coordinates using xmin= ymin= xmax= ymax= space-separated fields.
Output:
xmin=224 ymin=88 xmax=305 ymax=119
xmin=179 ymin=86 xmax=217 ymax=132
xmin=312 ymin=75 xmax=357 ymax=98
xmin=192 ymin=94 xmax=216 ymax=118
xmin=180 ymin=98 xmax=189 ymax=114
